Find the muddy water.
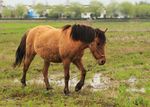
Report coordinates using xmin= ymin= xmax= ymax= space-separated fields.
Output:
xmin=126 ymin=76 xmax=146 ymax=93
xmin=85 ymin=73 xmax=112 ymax=91
xmin=127 ymin=76 xmax=137 ymax=86
xmin=13 ymin=73 xmax=114 ymax=91
xmin=13 ymin=73 xmax=147 ymax=93
xmin=127 ymin=88 xmax=145 ymax=93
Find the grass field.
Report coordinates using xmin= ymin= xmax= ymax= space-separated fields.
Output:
xmin=0 ymin=20 xmax=150 ymax=107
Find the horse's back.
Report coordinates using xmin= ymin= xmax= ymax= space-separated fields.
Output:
xmin=26 ymin=25 xmax=62 ymax=62
xmin=26 ymin=25 xmax=58 ymax=47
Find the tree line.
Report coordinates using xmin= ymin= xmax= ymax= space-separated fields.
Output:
xmin=0 ymin=1 xmax=150 ymax=19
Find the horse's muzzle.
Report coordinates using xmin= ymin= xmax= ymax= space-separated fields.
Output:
xmin=98 ymin=58 xmax=106 ymax=65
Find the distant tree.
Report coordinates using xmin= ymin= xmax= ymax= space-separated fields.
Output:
xmin=2 ymin=7 xmax=12 ymax=18
xmin=138 ymin=1 xmax=150 ymax=5
xmin=106 ymin=1 xmax=119 ymax=18
xmin=15 ymin=4 xmax=26 ymax=18
xmin=48 ymin=5 xmax=65 ymax=19
xmin=67 ymin=2 xmax=83 ymax=19
xmin=33 ymin=3 xmax=47 ymax=16
xmin=1 ymin=1 xmax=150 ymax=19
xmin=63 ymin=6 xmax=72 ymax=19
xmin=89 ymin=0 xmax=103 ymax=18
xmin=33 ymin=4 xmax=67 ymax=19
xmin=135 ymin=3 xmax=150 ymax=18
xmin=118 ymin=2 xmax=134 ymax=18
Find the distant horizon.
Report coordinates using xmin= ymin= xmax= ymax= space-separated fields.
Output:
xmin=3 ymin=0 xmax=150 ymax=7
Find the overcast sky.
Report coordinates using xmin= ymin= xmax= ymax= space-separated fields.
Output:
xmin=3 ymin=0 xmax=150 ymax=6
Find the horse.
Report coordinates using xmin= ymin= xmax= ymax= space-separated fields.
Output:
xmin=13 ymin=24 xmax=107 ymax=95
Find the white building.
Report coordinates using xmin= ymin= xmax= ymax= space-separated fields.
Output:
xmin=98 ymin=8 xmax=106 ymax=18
xmin=81 ymin=12 xmax=92 ymax=19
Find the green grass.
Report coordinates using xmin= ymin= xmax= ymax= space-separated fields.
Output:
xmin=0 ymin=20 xmax=150 ymax=107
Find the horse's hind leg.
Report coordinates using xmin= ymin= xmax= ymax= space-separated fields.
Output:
xmin=42 ymin=60 xmax=53 ymax=90
xmin=21 ymin=53 xmax=35 ymax=87
xmin=73 ymin=59 xmax=86 ymax=92
xmin=63 ymin=59 xmax=71 ymax=95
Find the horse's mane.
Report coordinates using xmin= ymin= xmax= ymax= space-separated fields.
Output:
xmin=62 ymin=24 xmax=106 ymax=44
xmin=62 ymin=25 xmax=71 ymax=31
xmin=95 ymin=28 xmax=106 ymax=45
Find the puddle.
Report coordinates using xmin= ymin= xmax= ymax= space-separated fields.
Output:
xmin=85 ymin=73 xmax=112 ymax=91
xmin=14 ymin=78 xmax=20 ymax=83
xmin=13 ymin=73 xmax=117 ymax=91
xmin=127 ymin=76 xmax=137 ymax=86
xmin=128 ymin=76 xmax=137 ymax=83
xmin=28 ymin=78 xmax=44 ymax=85
xmin=127 ymin=88 xmax=145 ymax=93
xmin=126 ymin=76 xmax=146 ymax=93
xmin=13 ymin=74 xmax=79 ymax=87
xmin=13 ymin=74 xmax=148 ymax=93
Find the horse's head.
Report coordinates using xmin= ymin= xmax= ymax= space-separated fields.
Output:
xmin=89 ymin=28 xmax=107 ymax=65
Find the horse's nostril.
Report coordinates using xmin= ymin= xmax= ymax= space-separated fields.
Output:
xmin=98 ymin=59 xmax=106 ymax=65
xmin=101 ymin=60 xmax=105 ymax=64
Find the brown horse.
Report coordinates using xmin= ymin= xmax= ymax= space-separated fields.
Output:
xmin=13 ymin=24 xmax=107 ymax=95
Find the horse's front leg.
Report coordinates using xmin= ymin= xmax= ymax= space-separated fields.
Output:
xmin=63 ymin=59 xmax=71 ymax=95
xmin=73 ymin=59 xmax=86 ymax=92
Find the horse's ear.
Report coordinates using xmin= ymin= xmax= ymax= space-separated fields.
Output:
xmin=104 ymin=28 xmax=108 ymax=33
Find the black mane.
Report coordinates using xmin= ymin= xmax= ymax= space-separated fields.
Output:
xmin=95 ymin=29 xmax=106 ymax=45
xmin=62 ymin=24 xmax=71 ymax=31
xmin=71 ymin=24 xmax=95 ymax=43
xmin=62 ymin=24 xmax=106 ymax=44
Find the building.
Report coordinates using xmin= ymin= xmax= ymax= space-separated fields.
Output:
xmin=81 ymin=12 xmax=92 ymax=19
xmin=27 ymin=8 xmax=39 ymax=18
xmin=23 ymin=5 xmax=39 ymax=18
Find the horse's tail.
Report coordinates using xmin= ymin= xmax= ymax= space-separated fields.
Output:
xmin=13 ymin=31 xmax=28 ymax=68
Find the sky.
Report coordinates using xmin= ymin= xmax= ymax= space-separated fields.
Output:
xmin=3 ymin=0 xmax=150 ymax=6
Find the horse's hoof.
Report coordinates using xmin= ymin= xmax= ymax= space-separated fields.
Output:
xmin=75 ymin=87 xmax=81 ymax=92
xmin=64 ymin=89 xmax=70 ymax=95
xmin=46 ymin=87 xmax=53 ymax=90
xmin=75 ymin=82 xmax=83 ymax=92
xmin=21 ymin=84 xmax=26 ymax=88
xmin=21 ymin=79 xmax=26 ymax=86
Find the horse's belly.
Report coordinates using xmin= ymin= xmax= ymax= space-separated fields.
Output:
xmin=48 ymin=54 xmax=62 ymax=63
xmin=35 ymin=46 xmax=62 ymax=63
